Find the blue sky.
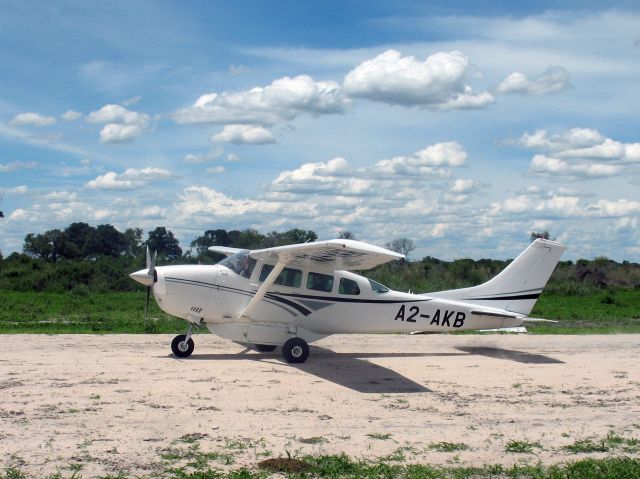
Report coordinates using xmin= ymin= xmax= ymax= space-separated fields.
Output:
xmin=1 ymin=1 xmax=639 ymax=261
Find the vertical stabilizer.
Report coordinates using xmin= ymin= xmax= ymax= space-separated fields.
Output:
xmin=428 ymin=239 xmax=566 ymax=315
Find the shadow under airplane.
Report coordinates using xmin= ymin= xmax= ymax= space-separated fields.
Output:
xmin=457 ymin=346 xmax=565 ymax=364
xmin=165 ymin=343 xmax=563 ymax=393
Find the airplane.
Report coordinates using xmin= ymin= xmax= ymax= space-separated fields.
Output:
xmin=130 ymin=238 xmax=566 ymax=363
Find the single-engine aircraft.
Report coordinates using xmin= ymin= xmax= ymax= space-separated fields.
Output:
xmin=130 ymin=238 xmax=566 ymax=363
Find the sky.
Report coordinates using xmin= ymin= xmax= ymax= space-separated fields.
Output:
xmin=1 ymin=0 xmax=639 ymax=261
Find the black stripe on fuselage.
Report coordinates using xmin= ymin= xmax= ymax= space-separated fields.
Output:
xmin=465 ymin=293 xmax=541 ymax=301
xmin=275 ymin=291 xmax=433 ymax=304
xmin=265 ymin=293 xmax=312 ymax=316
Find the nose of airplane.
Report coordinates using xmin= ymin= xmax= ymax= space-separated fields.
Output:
xmin=130 ymin=269 xmax=155 ymax=287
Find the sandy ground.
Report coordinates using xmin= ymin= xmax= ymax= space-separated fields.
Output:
xmin=1 ymin=333 xmax=639 ymax=477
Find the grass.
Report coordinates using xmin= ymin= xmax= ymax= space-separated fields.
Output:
xmin=505 ymin=439 xmax=543 ymax=453
xmin=528 ymin=289 xmax=640 ymax=334
xmin=0 ymin=290 xmax=185 ymax=333
xmin=564 ymin=432 xmax=640 ymax=454
xmin=429 ymin=442 xmax=469 ymax=452
xmin=4 ymin=455 xmax=640 ymax=479
xmin=0 ymin=288 xmax=639 ymax=334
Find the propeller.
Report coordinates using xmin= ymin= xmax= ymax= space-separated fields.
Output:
xmin=145 ymin=247 xmax=157 ymax=320
xmin=129 ymin=246 xmax=157 ymax=319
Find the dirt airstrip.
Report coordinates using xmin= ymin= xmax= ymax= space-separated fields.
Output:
xmin=1 ymin=333 xmax=639 ymax=477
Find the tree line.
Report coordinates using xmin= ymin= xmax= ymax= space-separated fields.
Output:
xmin=0 ymin=223 xmax=638 ymax=293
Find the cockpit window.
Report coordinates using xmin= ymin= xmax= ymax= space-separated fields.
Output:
xmin=218 ymin=250 xmax=256 ymax=279
xmin=339 ymin=278 xmax=360 ymax=295
xmin=368 ymin=278 xmax=390 ymax=293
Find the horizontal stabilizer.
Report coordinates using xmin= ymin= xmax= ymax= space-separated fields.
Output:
xmin=521 ymin=318 xmax=558 ymax=323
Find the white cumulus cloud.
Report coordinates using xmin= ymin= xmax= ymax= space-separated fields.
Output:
xmin=99 ymin=124 xmax=146 ymax=143
xmin=61 ymin=110 xmax=82 ymax=121
xmin=516 ymin=128 xmax=640 ymax=180
xmin=86 ymin=104 xmax=151 ymax=143
xmin=343 ymin=49 xmax=494 ymax=109
xmin=373 ymin=142 xmax=467 ymax=176
xmin=212 ymin=125 xmax=275 ymax=145
xmin=86 ymin=167 xmax=173 ymax=190
xmin=183 ymin=148 xmax=224 ymax=163
xmin=497 ymin=66 xmax=570 ymax=95
xmin=587 ymin=199 xmax=640 ymax=217
xmin=529 ymin=154 xmax=622 ymax=179
xmin=9 ymin=112 xmax=56 ymax=127
xmin=173 ymin=75 xmax=347 ymax=126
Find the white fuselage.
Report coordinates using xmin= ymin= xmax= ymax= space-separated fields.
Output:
xmin=149 ymin=260 xmax=524 ymax=346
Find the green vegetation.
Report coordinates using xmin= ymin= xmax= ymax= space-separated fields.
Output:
xmin=1 ymin=223 xmax=639 ymax=334
xmin=564 ymin=432 xmax=640 ymax=454
xmin=429 ymin=442 xmax=470 ymax=452
xmin=528 ymin=290 xmax=640 ymax=334
xmin=3 ymin=455 xmax=640 ymax=478
xmin=505 ymin=440 xmax=543 ymax=453
xmin=0 ymin=290 xmax=184 ymax=333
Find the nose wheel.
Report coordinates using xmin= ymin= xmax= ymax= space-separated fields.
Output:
xmin=171 ymin=323 xmax=197 ymax=358
xmin=171 ymin=334 xmax=194 ymax=357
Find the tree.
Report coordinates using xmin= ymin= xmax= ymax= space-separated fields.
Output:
xmin=190 ymin=229 xmax=233 ymax=255
xmin=280 ymin=228 xmax=317 ymax=245
xmin=23 ymin=229 xmax=65 ymax=262
xmin=338 ymin=231 xmax=355 ymax=240
xmin=146 ymin=227 xmax=182 ymax=260
xmin=530 ymin=231 xmax=550 ymax=242
xmin=386 ymin=238 xmax=415 ymax=259
xmin=235 ymin=229 xmax=265 ymax=249
xmin=123 ymin=228 xmax=143 ymax=256
xmin=94 ymin=224 xmax=127 ymax=256
xmin=62 ymin=222 xmax=96 ymax=258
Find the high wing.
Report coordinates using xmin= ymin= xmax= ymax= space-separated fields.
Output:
xmin=207 ymin=246 xmax=245 ymax=257
xmin=239 ymin=239 xmax=403 ymax=319
xmin=249 ymin=239 xmax=404 ymax=272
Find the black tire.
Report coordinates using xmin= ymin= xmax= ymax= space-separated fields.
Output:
xmin=171 ymin=334 xmax=195 ymax=358
xmin=282 ymin=338 xmax=309 ymax=364
xmin=254 ymin=344 xmax=277 ymax=352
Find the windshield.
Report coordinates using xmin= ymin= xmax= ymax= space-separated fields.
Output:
xmin=218 ymin=250 xmax=256 ymax=279
xmin=368 ymin=278 xmax=390 ymax=293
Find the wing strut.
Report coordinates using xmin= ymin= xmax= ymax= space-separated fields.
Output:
xmin=240 ymin=261 xmax=286 ymax=319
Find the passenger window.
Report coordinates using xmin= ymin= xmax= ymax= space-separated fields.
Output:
xmin=339 ymin=278 xmax=360 ymax=295
xmin=307 ymin=272 xmax=334 ymax=293
xmin=259 ymin=264 xmax=302 ymax=288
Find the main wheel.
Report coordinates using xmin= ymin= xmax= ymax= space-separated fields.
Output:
xmin=254 ymin=344 xmax=277 ymax=352
xmin=282 ymin=338 xmax=309 ymax=364
xmin=171 ymin=334 xmax=195 ymax=358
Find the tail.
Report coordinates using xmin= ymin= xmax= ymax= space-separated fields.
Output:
xmin=428 ymin=239 xmax=566 ymax=315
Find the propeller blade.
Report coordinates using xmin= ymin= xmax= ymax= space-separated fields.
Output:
xmin=148 ymin=248 xmax=157 ymax=277
xmin=145 ymin=286 xmax=151 ymax=319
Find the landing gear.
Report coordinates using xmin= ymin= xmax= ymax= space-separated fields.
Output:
xmin=282 ymin=337 xmax=309 ymax=364
xmin=171 ymin=334 xmax=194 ymax=357
xmin=254 ymin=344 xmax=277 ymax=352
xmin=171 ymin=323 xmax=196 ymax=358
